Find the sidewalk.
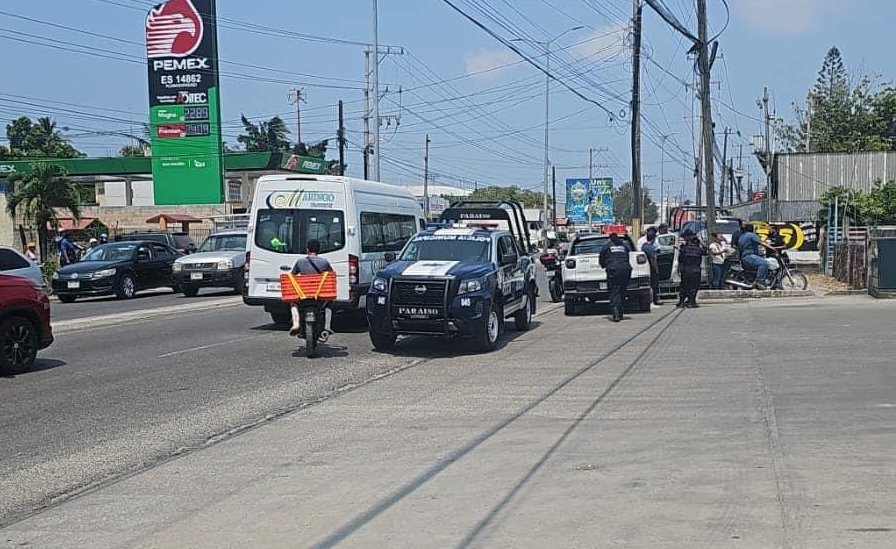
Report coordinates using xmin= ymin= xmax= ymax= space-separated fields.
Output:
xmin=4 ymin=296 xmax=895 ymax=548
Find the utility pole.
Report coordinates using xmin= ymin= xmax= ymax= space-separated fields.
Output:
xmin=371 ymin=0 xmax=381 ymax=181
xmin=288 ymin=87 xmax=306 ymax=146
xmin=720 ymin=127 xmax=729 ymax=207
xmin=697 ymin=0 xmax=717 ymax=235
xmin=762 ymin=86 xmax=773 ymax=221
xmin=631 ymin=0 xmax=644 ymax=237
xmin=542 ymin=41 xmax=551 ymax=233
xmin=423 ymin=134 xmax=431 ymax=219
xmin=659 ymin=135 xmax=669 ymax=224
xmin=337 ymin=100 xmax=346 ymax=176
xmin=363 ymin=50 xmax=370 ymax=180
xmin=552 ymin=165 xmax=557 ymax=226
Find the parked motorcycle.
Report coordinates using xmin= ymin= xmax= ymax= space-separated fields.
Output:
xmin=724 ymin=252 xmax=808 ymax=291
xmin=539 ymin=251 xmax=564 ymax=302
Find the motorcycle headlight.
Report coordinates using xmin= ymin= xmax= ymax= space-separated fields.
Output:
xmin=458 ymin=277 xmax=483 ymax=294
xmin=172 ymin=262 xmax=183 ymax=272
xmin=92 ymin=268 xmax=117 ymax=279
xmin=372 ymin=277 xmax=388 ymax=292
xmin=217 ymin=259 xmax=234 ymax=270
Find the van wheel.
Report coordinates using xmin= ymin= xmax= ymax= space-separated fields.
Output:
xmin=514 ymin=289 xmax=535 ymax=331
xmin=638 ymin=289 xmax=652 ymax=312
xmin=270 ymin=310 xmax=291 ymax=326
xmin=476 ymin=302 xmax=502 ymax=352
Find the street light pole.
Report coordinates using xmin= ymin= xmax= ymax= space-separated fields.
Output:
xmin=371 ymin=0 xmax=381 ymax=181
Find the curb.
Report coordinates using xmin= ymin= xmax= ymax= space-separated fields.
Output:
xmin=696 ymin=290 xmax=816 ymax=300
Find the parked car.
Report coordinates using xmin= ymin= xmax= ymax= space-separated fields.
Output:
xmin=173 ymin=231 xmax=247 ymax=296
xmin=0 ymin=246 xmax=46 ymax=291
xmin=51 ymin=241 xmax=179 ymax=302
xmin=0 ymin=273 xmax=53 ymax=375
xmin=116 ymin=231 xmax=197 ymax=255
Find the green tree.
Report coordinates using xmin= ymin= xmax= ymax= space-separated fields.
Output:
xmin=5 ymin=163 xmax=82 ymax=261
xmin=119 ymin=144 xmax=147 ymax=157
xmin=467 ymin=185 xmax=549 ymax=209
xmin=613 ymin=182 xmax=658 ymax=224
xmin=4 ymin=116 xmax=82 ymax=158
xmin=237 ymin=115 xmax=291 ymax=152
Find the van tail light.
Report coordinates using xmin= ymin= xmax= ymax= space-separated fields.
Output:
xmin=243 ymin=252 xmax=250 ymax=293
xmin=565 ymin=258 xmax=577 ymax=269
xmin=348 ymin=254 xmax=359 ymax=285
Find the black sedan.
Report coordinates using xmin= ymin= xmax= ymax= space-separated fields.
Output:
xmin=51 ymin=241 xmax=179 ymax=302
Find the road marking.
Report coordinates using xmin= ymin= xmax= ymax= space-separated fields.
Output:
xmin=156 ymin=333 xmax=268 ymax=358
xmin=53 ymin=297 xmax=242 ymax=334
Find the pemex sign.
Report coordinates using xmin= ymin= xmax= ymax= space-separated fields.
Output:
xmin=146 ymin=0 xmax=224 ymax=205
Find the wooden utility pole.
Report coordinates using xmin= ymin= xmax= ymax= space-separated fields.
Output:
xmin=720 ymin=127 xmax=729 ymax=207
xmin=631 ymin=0 xmax=643 ymax=236
xmin=337 ymin=100 xmax=346 ymax=176
xmin=697 ymin=0 xmax=717 ymax=235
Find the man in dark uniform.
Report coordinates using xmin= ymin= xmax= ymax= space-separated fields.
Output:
xmin=677 ymin=231 xmax=706 ymax=308
xmin=599 ymin=233 xmax=633 ymax=322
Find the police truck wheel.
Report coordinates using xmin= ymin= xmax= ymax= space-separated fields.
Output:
xmin=514 ymin=290 xmax=535 ymax=331
xmin=369 ymin=330 xmax=396 ymax=352
xmin=638 ymin=290 xmax=652 ymax=313
xmin=476 ymin=302 xmax=502 ymax=352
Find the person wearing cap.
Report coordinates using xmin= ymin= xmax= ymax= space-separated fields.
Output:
xmin=88 ymin=238 xmax=99 ymax=249
xmin=99 ymin=233 xmax=109 ymax=245
xmin=25 ymin=242 xmax=38 ymax=262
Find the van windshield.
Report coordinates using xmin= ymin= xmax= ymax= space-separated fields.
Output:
xmin=254 ymin=209 xmax=345 ymax=254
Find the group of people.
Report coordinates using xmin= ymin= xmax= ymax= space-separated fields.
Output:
xmin=22 ymin=231 xmax=109 ymax=266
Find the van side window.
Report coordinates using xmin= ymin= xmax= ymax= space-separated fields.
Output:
xmin=360 ymin=213 xmax=418 ymax=253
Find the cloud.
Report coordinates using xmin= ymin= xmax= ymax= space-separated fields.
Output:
xmin=571 ymin=24 xmax=628 ymax=63
xmin=463 ymin=48 xmax=519 ymax=80
xmin=738 ymin=0 xmax=846 ymax=34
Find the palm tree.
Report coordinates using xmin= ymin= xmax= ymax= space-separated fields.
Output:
xmin=237 ymin=115 xmax=291 ymax=152
xmin=5 ymin=163 xmax=81 ymax=262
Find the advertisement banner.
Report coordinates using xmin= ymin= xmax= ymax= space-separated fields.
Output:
xmin=146 ymin=0 xmax=224 ymax=205
xmin=588 ymin=177 xmax=615 ymax=224
xmin=565 ymin=178 xmax=590 ymax=224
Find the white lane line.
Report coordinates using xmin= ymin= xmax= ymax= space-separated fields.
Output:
xmin=157 ymin=333 xmax=270 ymax=358
xmin=54 ymin=297 xmax=242 ymax=333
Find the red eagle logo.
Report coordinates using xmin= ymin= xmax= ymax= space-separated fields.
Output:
xmin=146 ymin=0 xmax=204 ymax=59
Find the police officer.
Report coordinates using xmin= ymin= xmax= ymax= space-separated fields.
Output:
xmin=677 ymin=231 xmax=706 ymax=308
xmin=599 ymin=233 xmax=632 ymax=322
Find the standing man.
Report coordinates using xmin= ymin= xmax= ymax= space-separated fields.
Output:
xmin=289 ymin=239 xmax=334 ymax=337
xmin=57 ymin=232 xmax=77 ymax=266
xmin=708 ymin=233 xmax=728 ymax=289
xmin=642 ymin=227 xmax=662 ymax=306
xmin=738 ymin=224 xmax=778 ymax=289
xmin=599 ymin=233 xmax=632 ymax=322
xmin=677 ymin=231 xmax=706 ymax=308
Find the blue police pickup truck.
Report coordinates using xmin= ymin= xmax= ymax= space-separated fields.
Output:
xmin=367 ymin=200 xmax=537 ymax=352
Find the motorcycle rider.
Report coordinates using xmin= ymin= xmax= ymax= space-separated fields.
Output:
xmin=599 ymin=233 xmax=632 ymax=323
xmin=677 ymin=231 xmax=706 ymax=308
xmin=289 ymin=239 xmax=334 ymax=337
xmin=738 ymin=224 xmax=779 ymax=290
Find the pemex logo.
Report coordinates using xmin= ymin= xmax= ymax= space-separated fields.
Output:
xmin=146 ymin=0 xmax=204 ymax=59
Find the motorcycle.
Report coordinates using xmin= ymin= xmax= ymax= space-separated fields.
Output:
xmin=295 ymin=299 xmax=330 ymax=358
xmin=724 ymin=252 xmax=808 ymax=291
xmin=539 ymin=251 xmax=564 ymax=302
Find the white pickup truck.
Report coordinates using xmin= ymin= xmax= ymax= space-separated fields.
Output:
xmin=562 ymin=233 xmax=652 ymax=316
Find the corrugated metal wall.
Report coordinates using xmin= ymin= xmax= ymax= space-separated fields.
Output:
xmin=775 ymin=152 xmax=896 ymax=201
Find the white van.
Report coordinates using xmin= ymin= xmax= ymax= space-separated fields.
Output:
xmin=244 ymin=175 xmax=424 ymax=325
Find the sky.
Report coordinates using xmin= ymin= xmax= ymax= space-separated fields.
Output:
xmin=2 ymin=0 xmax=894 ymax=205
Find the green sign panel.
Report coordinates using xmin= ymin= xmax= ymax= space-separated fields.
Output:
xmin=146 ymin=0 xmax=224 ymax=205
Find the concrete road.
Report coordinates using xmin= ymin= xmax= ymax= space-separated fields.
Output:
xmin=3 ymin=295 xmax=895 ymax=549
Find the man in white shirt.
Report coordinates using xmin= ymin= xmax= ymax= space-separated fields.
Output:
xmin=708 ymin=232 xmax=729 ymax=289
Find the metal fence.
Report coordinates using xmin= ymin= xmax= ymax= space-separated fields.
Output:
xmin=728 ymin=200 xmax=820 ymax=223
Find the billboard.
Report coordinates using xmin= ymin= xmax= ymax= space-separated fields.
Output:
xmin=146 ymin=0 xmax=224 ymax=205
xmin=565 ymin=177 xmax=615 ymax=225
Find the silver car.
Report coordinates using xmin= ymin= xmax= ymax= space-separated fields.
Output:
xmin=0 ymin=246 xmax=46 ymax=291
xmin=172 ymin=231 xmax=247 ymax=297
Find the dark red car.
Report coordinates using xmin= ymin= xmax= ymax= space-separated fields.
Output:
xmin=0 ymin=273 xmax=53 ymax=375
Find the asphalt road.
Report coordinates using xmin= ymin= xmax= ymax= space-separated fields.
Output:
xmin=50 ymin=286 xmax=240 ymax=322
